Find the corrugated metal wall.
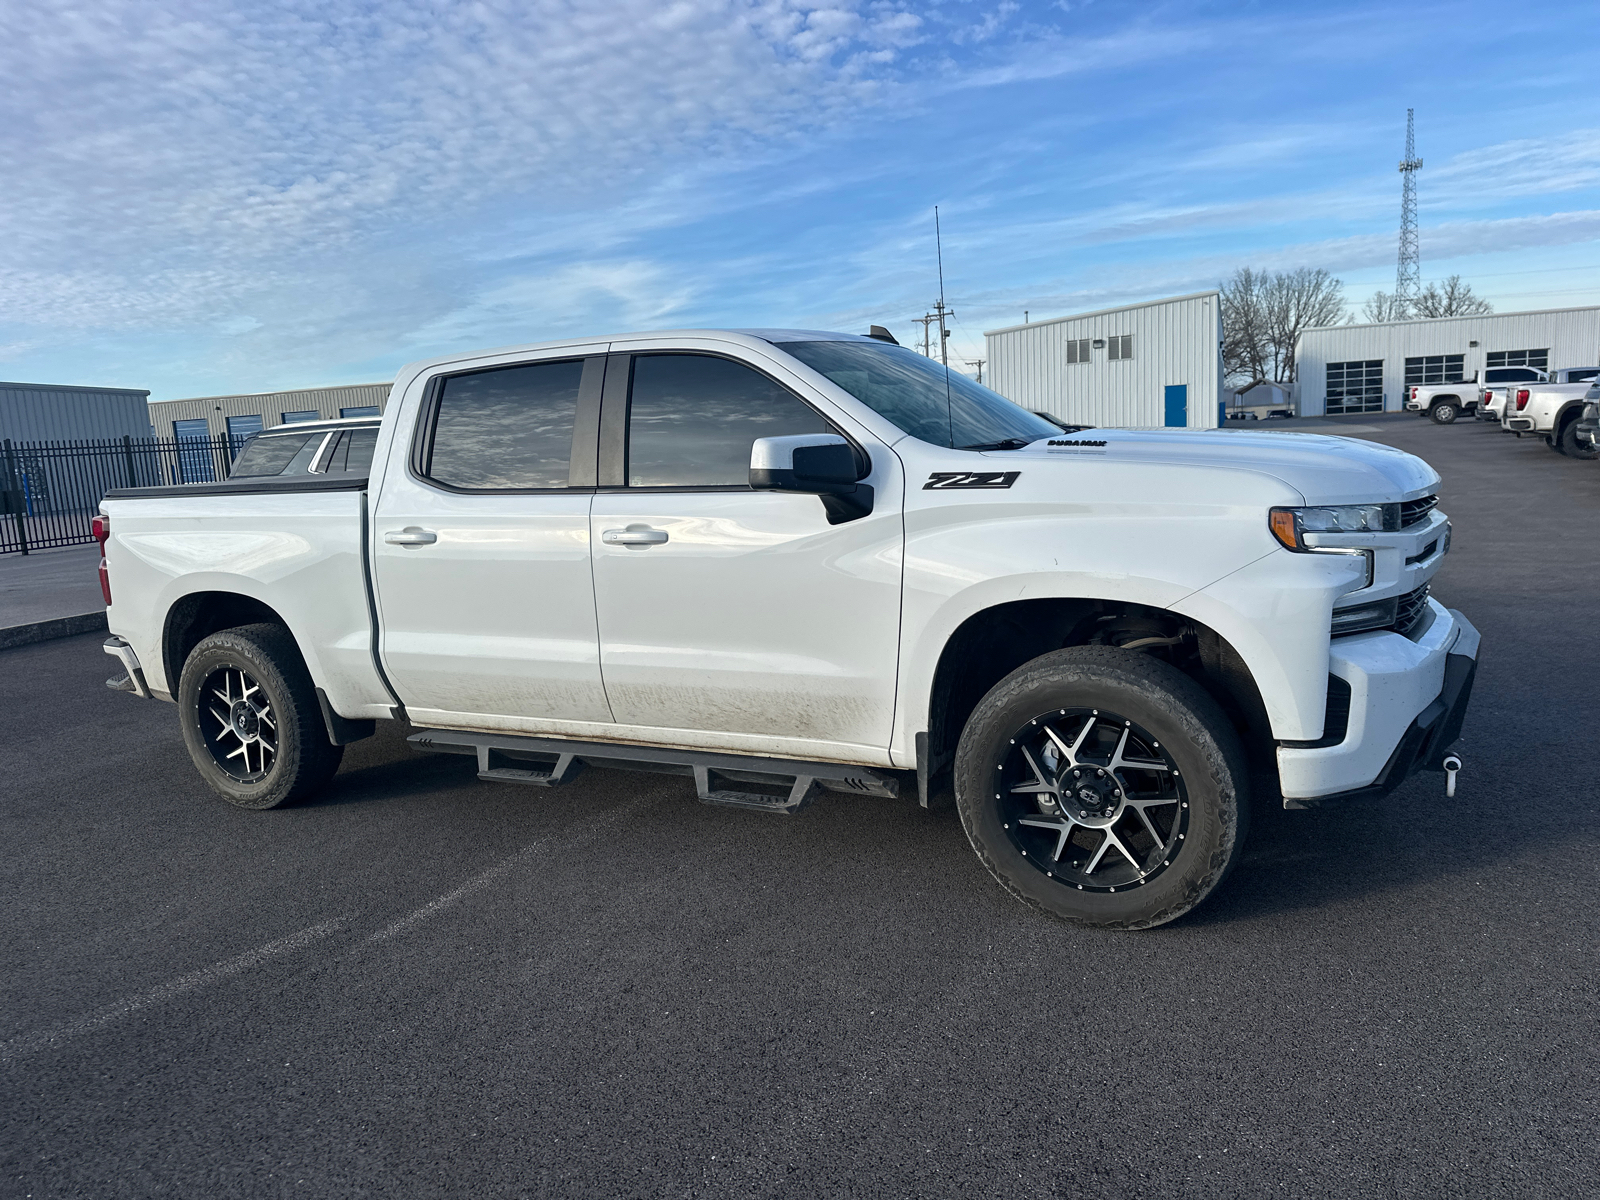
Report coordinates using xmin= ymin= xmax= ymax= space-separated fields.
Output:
xmin=1297 ymin=306 xmax=1600 ymax=417
xmin=1 ymin=382 xmax=153 ymax=443
xmin=984 ymin=292 xmax=1223 ymax=428
xmin=146 ymin=382 xmax=392 ymax=439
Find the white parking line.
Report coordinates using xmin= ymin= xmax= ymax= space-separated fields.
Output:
xmin=0 ymin=918 xmax=347 ymax=1063
xmin=368 ymin=795 xmax=657 ymax=944
xmin=368 ymin=851 xmax=532 ymax=943
xmin=1 ymin=795 xmax=663 ymax=1061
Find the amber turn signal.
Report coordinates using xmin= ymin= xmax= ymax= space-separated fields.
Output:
xmin=1268 ymin=508 xmax=1300 ymax=551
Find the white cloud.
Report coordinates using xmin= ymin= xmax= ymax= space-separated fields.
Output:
xmin=404 ymin=260 xmax=702 ymax=352
xmin=0 ymin=0 xmax=941 ymax=331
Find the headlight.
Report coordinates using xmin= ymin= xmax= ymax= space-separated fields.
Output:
xmin=1269 ymin=503 xmax=1398 ymax=551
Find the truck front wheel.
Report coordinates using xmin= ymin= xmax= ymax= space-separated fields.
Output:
xmin=177 ymin=623 xmax=344 ymax=809
xmin=954 ymin=647 xmax=1249 ymax=930
xmin=1429 ymin=401 xmax=1458 ymax=424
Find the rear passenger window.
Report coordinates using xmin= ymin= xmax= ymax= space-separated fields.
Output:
xmin=425 ymin=360 xmax=583 ymax=490
xmin=322 ymin=428 xmax=378 ymax=474
xmin=626 ymin=354 xmax=828 ymax=487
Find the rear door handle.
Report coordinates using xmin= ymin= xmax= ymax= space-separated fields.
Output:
xmin=602 ymin=526 xmax=669 ymax=546
xmin=384 ymin=527 xmax=437 ymax=546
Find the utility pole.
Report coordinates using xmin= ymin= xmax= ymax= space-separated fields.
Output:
xmin=913 ymin=313 xmax=937 ymax=357
xmin=1396 ymin=108 xmax=1423 ymax=319
xmin=965 ymin=358 xmax=985 ymax=385
xmin=932 ymin=299 xmax=953 ymax=368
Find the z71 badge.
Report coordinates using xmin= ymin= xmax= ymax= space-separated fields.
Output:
xmin=924 ymin=471 xmax=1020 ymax=490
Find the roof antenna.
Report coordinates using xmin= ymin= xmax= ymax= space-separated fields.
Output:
xmin=936 ymin=205 xmax=954 ymax=447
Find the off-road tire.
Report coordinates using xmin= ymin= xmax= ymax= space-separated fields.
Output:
xmin=1429 ymin=401 xmax=1458 ymax=425
xmin=177 ymin=623 xmax=343 ymax=809
xmin=1557 ymin=420 xmax=1599 ymax=460
xmin=954 ymin=647 xmax=1249 ymax=930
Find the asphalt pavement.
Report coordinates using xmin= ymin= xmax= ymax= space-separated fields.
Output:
xmin=3 ymin=413 xmax=1597 ymax=1198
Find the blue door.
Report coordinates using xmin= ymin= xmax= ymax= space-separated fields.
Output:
xmin=172 ymin=418 xmax=215 ymax=483
xmin=226 ymin=413 xmax=263 ymax=460
xmin=1164 ymin=385 xmax=1188 ymax=428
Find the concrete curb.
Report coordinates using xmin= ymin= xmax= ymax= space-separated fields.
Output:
xmin=0 ymin=611 xmax=109 ymax=651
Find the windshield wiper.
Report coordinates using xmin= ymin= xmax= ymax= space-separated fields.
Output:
xmin=959 ymin=437 xmax=1034 ymax=451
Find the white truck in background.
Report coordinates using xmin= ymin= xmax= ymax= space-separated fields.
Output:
xmin=1478 ymin=366 xmax=1599 ymax=427
xmin=94 ymin=327 xmax=1479 ymax=930
xmin=1406 ymin=380 xmax=1483 ymax=424
xmin=1501 ymin=375 xmax=1600 ymax=458
xmin=1473 ymin=365 xmax=1550 ymax=424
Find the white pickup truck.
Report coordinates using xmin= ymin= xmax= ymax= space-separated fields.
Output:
xmin=1405 ymin=380 xmax=1481 ymax=424
xmin=1500 ymin=373 xmax=1600 ymax=458
xmin=96 ymin=329 xmax=1479 ymax=929
xmin=1474 ymin=365 xmax=1549 ymax=424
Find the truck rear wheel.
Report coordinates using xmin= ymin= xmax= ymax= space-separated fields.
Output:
xmin=1429 ymin=401 xmax=1458 ymax=424
xmin=954 ymin=647 xmax=1249 ymax=930
xmin=1557 ymin=420 xmax=1599 ymax=459
xmin=177 ymin=623 xmax=343 ymax=809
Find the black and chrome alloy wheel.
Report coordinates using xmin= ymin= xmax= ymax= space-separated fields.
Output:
xmin=177 ymin=623 xmax=343 ymax=809
xmin=199 ymin=664 xmax=278 ymax=781
xmin=996 ymin=708 xmax=1188 ymax=893
xmin=954 ymin=646 xmax=1249 ymax=929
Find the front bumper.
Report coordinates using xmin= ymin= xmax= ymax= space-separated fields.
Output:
xmin=1277 ymin=603 xmax=1479 ymax=805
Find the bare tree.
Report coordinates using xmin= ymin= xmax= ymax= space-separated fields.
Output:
xmin=1412 ymin=275 xmax=1493 ymax=318
xmin=1221 ymin=266 xmax=1346 ymax=384
xmin=1361 ymin=290 xmax=1407 ymax=323
xmin=1219 ymin=267 xmax=1269 ymax=386
xmin=1264 ymin=267 xmax=1345 ymax=383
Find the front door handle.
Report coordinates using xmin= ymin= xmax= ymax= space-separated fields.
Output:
xmin=384 ymin=527 xmax=438 ymax=546
xmin=602 ymin=526 xmax=669 ymax=547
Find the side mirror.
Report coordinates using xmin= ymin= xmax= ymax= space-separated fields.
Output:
xmin=750 ymin=434 xmax=873 ymax=524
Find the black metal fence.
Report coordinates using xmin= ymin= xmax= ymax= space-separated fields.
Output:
xmin=1 ymin=434 xmax=237 ymax=555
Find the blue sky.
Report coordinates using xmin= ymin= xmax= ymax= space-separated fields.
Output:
xmin=3 ymin=0 xmax=1597 ymax=400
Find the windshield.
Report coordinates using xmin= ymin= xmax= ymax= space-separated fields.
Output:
xmin=776 ymin=340 xmax=1058 ymax=449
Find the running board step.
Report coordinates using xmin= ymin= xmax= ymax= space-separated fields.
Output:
xmin=407 ymin=729 xmax=899 ymax=815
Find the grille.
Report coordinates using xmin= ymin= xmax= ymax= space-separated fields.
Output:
xmin=1399 ymin=494 xmax=1438 ymax=528
xmin=1395 ymin=582 xmax=1432 ymax=637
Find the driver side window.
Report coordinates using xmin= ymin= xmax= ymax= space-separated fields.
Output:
xmin=625 ymin=354 xmax=828 ymax=488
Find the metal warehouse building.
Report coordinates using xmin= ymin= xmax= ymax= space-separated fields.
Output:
xmin=985 ymin=292 xmax=1223 ymax=429
xmin=1297 ymin=304 xmax=1600 ymax=416
xmin=147 ymin=381 xmax=392 ymax=447
xmin=2 ymin=381 xmax=153 ymax=443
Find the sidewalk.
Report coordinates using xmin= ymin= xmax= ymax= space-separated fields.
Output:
xmin=0 ymin=544 xmax=108 ymax=649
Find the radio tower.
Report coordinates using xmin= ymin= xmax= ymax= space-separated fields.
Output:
xmin=1396 ymin=108 xmax=1423 ymax=319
